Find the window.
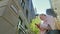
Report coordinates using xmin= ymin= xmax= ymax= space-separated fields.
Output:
xmin=17 ymin=16 xmax=26 ymax=34
xmin=25 ymin=25 xmax=28 ymax=29
xmin=22 ymin=0 xmax=24 ymax=2
xmin=26 ymin=9 xmax=28 ymax=18
xmin=21 ymin=0 xmax=25 ymax=9
xmin=21 ymin=0 xmax=22 ymax=3
xmin=19 ymin=16 xmax=23 ymax=25
xmin=55 ymin=8 xmax=57 ymax=10
xmin=17 ymin=16 xmax=23 ymax=29
xmin=18 ymin=22 xmax=26 ymax=34
xmin=10 ymin=5 xmax=18 ymax=14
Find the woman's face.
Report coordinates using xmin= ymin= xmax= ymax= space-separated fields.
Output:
xmin=40 ymin=15 xmax=46 ymax=20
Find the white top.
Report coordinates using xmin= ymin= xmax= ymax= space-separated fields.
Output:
xmin=40 ymin=15 xmax=56 ymax=34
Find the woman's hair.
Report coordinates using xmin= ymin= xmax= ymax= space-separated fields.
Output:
xmin=40 ymin=14 xmax=46 ymax=16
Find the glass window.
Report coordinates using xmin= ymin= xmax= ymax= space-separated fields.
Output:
xmin=21 ymin=0 xmax=22 ymax=3
xmin=10 ymin=5 xmax=18 ymax=14
xmin=25 ymin=25 xmax=28 ymax=29
xmin=19 ymin=16 xmax=23 ymax=25
xmin=17 ymin=16 xmax=27 ymax=34
xmin=21 ymin=0 xmax=25 ymax=9
xmin=26 ymin=9 xmax=28 ymax=18
xmin=22 ymin=0 xmax=24 ymax=2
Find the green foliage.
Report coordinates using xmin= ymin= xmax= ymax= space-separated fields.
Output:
xmin=30 ymin=16 xmax=41 ymax=34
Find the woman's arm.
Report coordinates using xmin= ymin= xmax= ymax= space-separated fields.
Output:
xmin=40 ymin=24 xmax=51 ymax=30
xmin=35 ymin=23 xmax=45 ymax=31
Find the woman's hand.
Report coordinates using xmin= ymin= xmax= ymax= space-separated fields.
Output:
xmin=35 ymin=23 xmax=40 ymax=29
xmin=35 ymin=23 xmax=45 ymax=31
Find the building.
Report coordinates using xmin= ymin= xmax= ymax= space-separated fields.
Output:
xmin=46 ymin=8 xmax=57 ymax=17
xmin=19 ymin=0 xmax=35 ymax=34
xmin=18 ymin=0 xmax=35 ymax=22
xmin=0 ymin=0 xmax=19 ymax=34
xmin=50 ymin=0 xmax=60 ymax=20
xmin=34 ymin=8 xmax=37 ymax=15
xmin=0 ymin=0 xmax=35 ymax=34
xmin=28 ymin=0 xmax=35 ymax=20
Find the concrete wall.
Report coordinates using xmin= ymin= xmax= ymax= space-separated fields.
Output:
xmin=0 ymin=0 xmax=20 ymax=34
xmin=0 ymin=0 xmax=34 ymax=34
xmin=50 ymin=0 xmax=60 ymax=20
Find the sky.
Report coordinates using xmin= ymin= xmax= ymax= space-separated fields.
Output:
xmin=32 ymin=0 xmax=51 ymax=14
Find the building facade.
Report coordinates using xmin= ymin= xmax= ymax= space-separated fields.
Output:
xmin=50 ymin=0 xmax=60 ymax=20
xmin=28 ymin=0 xmax=35 ymax=20
xmin=18 ymin=0 xmax=35 ymax=23
xmin=0 ymin=0 xmax=19 ymax=34
xmin=46 ymin=8 xmax=57 ymax=17
xmin=0 ymin=0 xmax=35 ymax=34
xmin=18 ymin=0 xmax=35 ymax=34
